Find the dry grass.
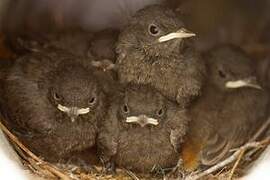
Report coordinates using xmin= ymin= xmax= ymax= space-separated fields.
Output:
xmin=0 ymin=118 xmax=269 ymax=180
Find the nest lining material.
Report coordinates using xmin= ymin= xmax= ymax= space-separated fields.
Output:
xmin=0 ymin=119 xmax=160 ymax=180
xmin=0 ymin=116 xmax=270 ymax=180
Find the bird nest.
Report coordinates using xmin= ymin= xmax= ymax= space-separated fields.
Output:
xmin=0 ymin=117 xmax=164 ymax=180
xmin=1 ymin=1 xmax=270 ymax=179
xmin=0 ymin=117 xmax=269 ymax=180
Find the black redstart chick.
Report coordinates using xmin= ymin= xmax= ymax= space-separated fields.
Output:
xmin=98 ymin=84 xmax=189 ymax=173
xmin=89 ymin=29 xmax=119 ymax=62
xmin=9 ymin=28 xmax=118 ymax=60
xmin=116 ymin=5 xmax=206 ymax=107
xmin=9 ymin=30 xmax=118 ymax=79
xmin=181 ymin=45 xmax=269 ymax=171
xmin=88 ymin=29 xmax=119 ymax=79
xmin=88 ymin=29 xmax=119 ymax=76
xmin=44 ymin=29 xmax=119 ymax=61
xmin=2 ymin=49 xmax=108 ymax=165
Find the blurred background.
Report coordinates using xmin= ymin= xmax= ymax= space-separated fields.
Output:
xmin=1 ymin=0 xmax=270 ymax=58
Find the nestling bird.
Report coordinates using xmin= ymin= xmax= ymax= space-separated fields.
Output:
xmin=8 ymin=29 xmax=119 ymax=88
xmin=40 ymin=29 xmax=118 ymax=60
xmin=8 ymin=29 xmax=119 ymax=80
xmin=89 ymin=29 xmax=119 ymax=62
xmin=181 ymin=45 xmax=269 ymax=171
xmin=2 ymin=49 xmax=108 ymax=165
xmin=89 ymin=29 xmax=119 ymax=79
xmin=98 ymin=84 xmax=189 ymax=173
xmin=116 ymin=5 xmax=206 ymax=107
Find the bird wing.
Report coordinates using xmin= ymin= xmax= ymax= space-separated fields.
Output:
xmin=2 ymin=51 xmax=62 ymax=135
xmin=201 ymin=89 xmax=269 ymax=165
xmin=4 ymin=75 xmax=55 ymax=135
xmin=182 ymin=90 xmax=233 ymax=167
xmin=200 ymin=129 xmax=232 ymax=166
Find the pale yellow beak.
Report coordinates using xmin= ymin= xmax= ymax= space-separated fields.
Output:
xmin=225 ymin=77 xmax=262 ymax=90
xmin=158 ymin=28 xmax=196 ymax=43
xmin=126 ymin=115 xmax=159 ymax=127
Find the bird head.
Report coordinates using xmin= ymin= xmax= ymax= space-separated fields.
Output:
xmin=117 ymin=5 xmax=196 ymax=59
xmin=118 ymin=84 xmax=168 ymax=128
xmin=49 ymin=62 xmax=103 ymax=122
xmin=205 ymin=45 xmax=262 ymax=92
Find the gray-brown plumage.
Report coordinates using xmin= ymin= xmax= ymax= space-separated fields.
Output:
xmin=8 ymin=30 xmax=119 ymax=81
xmin=42 ymin=29 xmax=119 ymax=61
xmin=2 ymin=49 xmax=108 ymax=165
xmin=9 ymin=28 xmax=119 ymax=60
xmin=8 ymin=29 xmax=119 ymax=91
xmin=43 ymin=31 xmax=94 ymax=57
xmin=8 ymin=31 xmax=93 ymax=57
xmin=256 ymin=56 xmax=270 ymax=90
xmin=88 ymin=29 xmax=119 ymax=77
xmin=116 ymin=5 xmax=206 ymax=107
xmin=0 ymin=59 xmax=14 ymax=109
xmin=181 ymin=45 xmax=269 ymax=171
xmin=89 ymin=29 xmax=119 ymax=62
xmin=98 ymin=84 xmax=189 ymax=173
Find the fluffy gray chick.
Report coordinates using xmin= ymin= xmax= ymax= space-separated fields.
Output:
xmin=116 ymin=5 xmax=206 ymax=108
xmin=98 ymin=84 xmax=189 ymax=173
xmin=2 ymin=49 xmax=108 ymax=165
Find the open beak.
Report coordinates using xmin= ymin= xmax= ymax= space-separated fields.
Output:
xmin=57 ymin=104 xmax=90 ymax=122
xmin=225 ymin=77 xmax=262 ymax=90
xmin=126 ymin=115 xmax=159 ymax=127
xmin=158 ymin=28 xmax=196 ymax=43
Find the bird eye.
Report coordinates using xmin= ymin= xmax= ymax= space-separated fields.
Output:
xmin=218 ymin=70 xmax=226 ymax=78
xmin=157 ymin=108 xmax=164 ymax=117
xmin=148 ymin=24 xmax=160 ymax=36
xmin=53 ymin=92 xmax=61 ymax=101
xmin=122 ymin=104 xmax=129 ymax=114
xmin=89 ymin=97 xmax=97 ymax=105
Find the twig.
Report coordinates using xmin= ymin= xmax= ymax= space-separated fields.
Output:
xmin=244 ymin=146 xmax=261 ymax=162
xmin=124 ymin=169 xmax=140 ymax=180
xmin=239 ymin=117 xmax=270 ymax=162
xmin=214 ymin=167 xmax=227 ymax=176
xmin=228 ymin=148 xmax=245 ymax=180
xmin=184 ymin=138 xmax=270 ymax=180
xmin=0 ymin=120 xmax=72 ymax=180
